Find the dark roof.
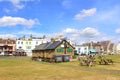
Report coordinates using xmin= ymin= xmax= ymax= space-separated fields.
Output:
xmin=34 ymin=43 xmax=49 ymax=50
xmin=0 ymin=39 xmax=15 ymax=44
xmin=45 ymin=41 xmax=61 ymax=49
xmin=33 ymin=41 xmax=62 ymax=50
xmin=33 ymin=40 xmax=75 ymax=51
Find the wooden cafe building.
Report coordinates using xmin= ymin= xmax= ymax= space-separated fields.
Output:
xmin=32 ymin=39 xmax=75 ymax=62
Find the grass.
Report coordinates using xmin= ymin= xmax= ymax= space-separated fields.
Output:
xmin=0 ymin=55 xmax=120 ymax=80
xmin=60 ymin=54 xmax=120 ymax=70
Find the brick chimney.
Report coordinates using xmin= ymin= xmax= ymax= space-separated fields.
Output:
xmin=51 ymin=38 xmax=55 ymax=42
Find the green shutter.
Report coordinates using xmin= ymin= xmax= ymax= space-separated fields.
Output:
xmin=67 ymin=49 xmax=73 ymax=52
xmin=57 ymin=48 xmax=63 ymax=53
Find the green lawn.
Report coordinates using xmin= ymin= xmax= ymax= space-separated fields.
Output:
xmin=60 ymin=54 xmax=120 ymax=70
xmin=0 ymin=55 xmax=120 ymax=80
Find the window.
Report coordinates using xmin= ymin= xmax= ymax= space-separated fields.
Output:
xmin=18 ymin=41 xmax=20 ymax=44
xmin=21 ymin=42 xmax=23 ymax=44
xmin=19 ymin=46 xmax=22 ymax=49
xmin=26 ymin=46 xmax=31 ymax=49
xmin=29 ymin=42 xmax=31 ymax=44
xmin=57 ymin=48 xmax=63 ymax=53
xmin=84 ymin=51 xmax=87 ymax=54
xmin=26 ymin=42 xmax=28 ymax=44
xmin=36 ymin=41 xmax=38 ymax=44
xmin=84 ymin=48 xmax=87 ymax=50
xmin=67 ymin=49 xmax=73 ymax=52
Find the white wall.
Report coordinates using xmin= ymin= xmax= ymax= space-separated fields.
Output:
xmin=75 ymin=45 xmax=89 ymax=55
xmin=16 ymin=40 xmax=25 ymax=49
xmin=16 ymin=38 xmax=47 ymax=56
xmin=32 ymin=38 xmax=47 ymax=50
xmin=116 ymin=43 xmax=120 ymax=54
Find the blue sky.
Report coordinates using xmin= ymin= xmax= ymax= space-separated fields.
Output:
xmin=0 ymin=0 xmax=120 ymax=43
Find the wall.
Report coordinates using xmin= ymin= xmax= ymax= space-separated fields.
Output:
xmin=116 ymin=43 xmax=120 ymax=54
xmin=75 ymin=45 xmax=89 ymax=55
xmin=55 ymin=41 xmax=74 ymax=56
xmin=16 ymin=38 xmax=47 ymax=56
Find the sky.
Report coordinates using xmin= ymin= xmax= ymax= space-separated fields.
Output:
xmin=0 ymin=0 xmax=120 ymax=44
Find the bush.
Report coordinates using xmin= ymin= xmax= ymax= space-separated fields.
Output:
xmin=72 ymin=55 xmax=77 ymax=59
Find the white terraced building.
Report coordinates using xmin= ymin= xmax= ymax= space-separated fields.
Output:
xmin=116 ymin=42 xmax=120 ymax=54
xmin=75 ymin=45 xmax=89 ymax=55
xmin=16 ymin=35 xmax=47 ymax=56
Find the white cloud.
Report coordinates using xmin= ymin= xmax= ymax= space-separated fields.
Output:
xmin=80 ymin=27 xmax=100 ymax=38
xmin=116 ymin=28 xmax=120 ymax=34
xmin=99 ymin=35 xmax=117 ymax=43
xmin=61 ymin=27 xmax=101 ymax=44
xmin=17 ymin=30 xmax=62 ymax=41
xmin=62 ymin=0 xmax=72 ymax=9
xmin=95 ymin=6 xmax=120 ymax=24
xmin=63 ymin=27 xmax=100 ymax=38
xmin=74 ymin=8 xmax=96 ymax=20
xmin=100 ymin=36 xmax=115 ymax=41
xmin=0 ymin=16 xmax=39 ymax=28
xmin=10 ymin=0 xmax=24 ymax=10
xmin=16 ymin=27 xmax=116 ymax=44
xmin=17 ymin=30 xmax=42 ymax=36
xmin=15 ymin=27 xmax=116 ymax=44
xmin=63 ymin=28 xmax=78 ymax=34
xmin=0 ymin=0 xmax=24 ymax=10
xmin=0 ymin=0 xmax=35 ymax=12
xmin=0 ymin=34 xmax=17 ymax=39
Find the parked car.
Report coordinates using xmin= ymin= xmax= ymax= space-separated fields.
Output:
xmin=13 ymin=52 xmax=27 ymax=56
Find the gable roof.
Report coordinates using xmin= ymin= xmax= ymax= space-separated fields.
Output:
xmin=45 ymin=41 xmax=61 ymax=49
xmin=33 ymin=40 xmax=74 ymax=51
xmin=33 ymin=41 xmax=62 ymax=51
xmin=33 ymin=43 xmax=49 ymax=50
xmin=0 ymin=39 xmax=15 ymax=44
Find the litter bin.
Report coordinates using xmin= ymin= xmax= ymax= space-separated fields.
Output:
xmin=54 ymin=55 xmax=63 ymax=62
xmin=62 ymin=55 xmax=70 ymax=62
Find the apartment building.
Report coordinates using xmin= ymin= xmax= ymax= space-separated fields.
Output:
xmin=0 ymin=38 xmax=16 ymax=55
xmin=16 ymin=35 xmax=47 ymax=56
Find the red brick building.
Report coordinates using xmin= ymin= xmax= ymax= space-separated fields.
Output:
xmin=82 ymin=41 xmax=115 ymax=54
xmin=0 ymin=39 xmax=16 ymax=55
